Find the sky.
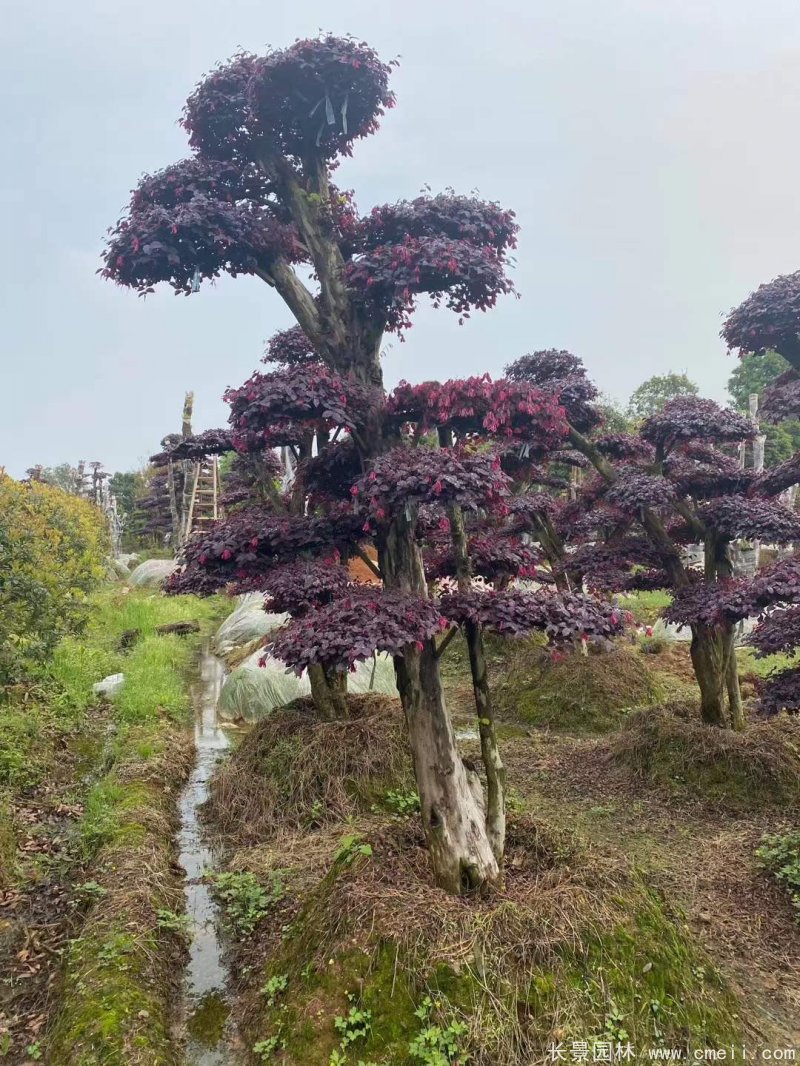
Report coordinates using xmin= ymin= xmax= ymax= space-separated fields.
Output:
xmin=2 ymin=0 xmax=800 ymax=477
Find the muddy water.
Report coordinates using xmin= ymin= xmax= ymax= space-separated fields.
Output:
xmin=179 ymin=647 xmax=241 ymax=1065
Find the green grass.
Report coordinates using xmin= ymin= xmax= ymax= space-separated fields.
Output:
xmin=617 ymin=590 xmax=673 ymax=627
xmin=737 ymin=645 xmax=800 ymax=680
xmin=0 ymin=582 xmax=227 ymax=1064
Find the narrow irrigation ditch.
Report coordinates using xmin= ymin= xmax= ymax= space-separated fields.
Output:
xmin=179 ymin=644 xmax=242 ymax=1065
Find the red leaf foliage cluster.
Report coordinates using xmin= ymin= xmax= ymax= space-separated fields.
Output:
xmin=263 ymin=324 xmax=318 ymax=367
xmin=761 ymin=370 xmax=800 ymax=423
xmin=561 ymin=539 xmax=669 ymax=593
xmin=439 ymin=588 xmax=624 ymax=642
xmin=150 ymin=428 xmax=234 ymax=464
xmin=758 ymin=669 xmax=800 ymax=716
xmin=699 ymin=496 xmax=800 ymax=544
xmin=302 ymin=439 xmax=362 ymax=503
xmin=425 ymin=534 xmax=540 ymax=584
xmin=169 ymin=506 xmax=365 ymax=595
xmin=183 ymin=36 xmax=396 ymax=163
xmin=262 ymin=560 xmax=352 ymax=616
xmin=605 ymin=468 xmax=677 ymax=509
xmin=347 ymin=235 xmax=516 ymax=332
xmin=747 ymin=605 xmax=800 ymax=659
xmin=640 ymin=398 xmax=755 ymax=452
xmin=594 ymin=434 xmax=653 ymax=461
xmin=226 ymin=365 xmax=378 ymax=435
xmin=102 ymin=157 xmax=302 ymax=295
xmin=388 ymin=376 xmax=567 ymax=442
xmin=353 ymin=448 xmax=509 ymax=524
xmin=272 ymin=587 xmax=445 ymax=673
xmin=504 ymin=350 xmax=601 ymax=432
xmin=722 ymin=270 xmax=800 ymax=363
xmin=358 ymin=194 xmax=517 ymax=256
xmin=220 ymin=450 xmax=283 ymax=511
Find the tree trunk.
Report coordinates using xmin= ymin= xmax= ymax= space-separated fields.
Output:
xmin=308 ymin=664 xmax=348 ymax=720
xmin=393 ymin=642 xmax=500 ymax=893
xmin=464 ymin=620 xmax=506 ymax=862
xmin=724 ymin=626 xmax=745 ymax=731
xmin=381 ymin=509 xmax=500 ymax=895
xmin=446 ymin=500 xmax=506 ymax=863
xmin=689 ymin=624 xmax=729 ymax=727
xmin=166 ymin=461 xmax=182 ymax=550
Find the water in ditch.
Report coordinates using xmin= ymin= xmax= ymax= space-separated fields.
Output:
xmin=178 ymin=646 xmax=241 ymax=1065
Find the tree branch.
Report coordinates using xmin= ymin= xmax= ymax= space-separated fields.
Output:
xmin=353 ymin=545 xmax=382 ymax=581
xmin=262 ymin=259 xmax=324 ymax=349
xmin=435 ymin=626 xmax=459 ymax=659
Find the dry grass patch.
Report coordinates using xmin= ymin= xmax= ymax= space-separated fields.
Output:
xmin=207 ymin=694 xmax=412 ymax=845
xmin=494 ymin=643 xmax=664 ymax=733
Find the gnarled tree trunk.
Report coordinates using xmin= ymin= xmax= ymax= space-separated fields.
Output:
xmin=447 ymin=501 xmax=506 ymax=863
xmin=381 ymin=508 xmax=500 ymax=894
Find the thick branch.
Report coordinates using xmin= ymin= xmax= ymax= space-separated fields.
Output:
xmin=262 ymin=259 xmax=325 ymax=350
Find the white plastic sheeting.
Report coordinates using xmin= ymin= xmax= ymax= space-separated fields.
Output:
xmin=348 ymin=653 xmax=398 ymax=696
xmin=217 ymin=649 xmax=310 ymax=723
xmin=93 ymin=673 xmax=125 ymax=697
xmin=128 ymin=559 xmax=177 ymax=588
xmin=216 ymin=649 xmax=398 ymax=724
xmin=211 ymin=593 xmax=288 ymax=657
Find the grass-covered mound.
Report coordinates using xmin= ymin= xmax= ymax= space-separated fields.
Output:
xmin=207 ymin=694 xmax=413 ymax=844
xmin=612 ymin=706 xmax=800 ymax=809
xmin=494 ymin=643 xmax=664 ymax=733
xmin=222 ymin=816 xmax=742 ymax=1065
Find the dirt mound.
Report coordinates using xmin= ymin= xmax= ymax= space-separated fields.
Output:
xmin=494 ymin=643 xmax=664 ymax=732
xmin=612 ymin=706 xmax=800 ymax=809
xmin=207 ymin=694 xmax=412 ymax=844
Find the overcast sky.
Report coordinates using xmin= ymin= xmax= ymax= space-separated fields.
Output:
xmin=2 ymin=0 xmax=800 ymax=477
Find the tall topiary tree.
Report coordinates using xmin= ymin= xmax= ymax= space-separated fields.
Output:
xmin=102 ymin=35 xmax=530 ymax=893
xmin=171 ymin=353 xmax=622 ymax=871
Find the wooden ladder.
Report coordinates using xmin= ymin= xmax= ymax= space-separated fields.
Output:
xmin=183 ymin=456 xmax=220 ymax=540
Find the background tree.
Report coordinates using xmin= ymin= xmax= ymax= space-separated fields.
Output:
xmin=596 ymin=393 xmax=634 ymax=434
xmin=726 ymin=351 xmax=800 ymax=468
xmin=109 ymin=469 xmax=146 ymax=532
xmin=627 ymin=372 xmax=698 ymax=421
xmin=29 ymin=462 xmax=84 ymax=495
xmin=103 ymin=34 xmax=525 ymax=894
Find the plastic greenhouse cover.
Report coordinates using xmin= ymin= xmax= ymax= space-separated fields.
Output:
xmin=128 ymin=558 xmax=177 ymax=587
xmin=217 ymin=649 xmax=310 ymax=723
xmin=216 ymin=649 xmax=397 ymax=723
xmin=212 ymin=593 xmax=288 ymax=656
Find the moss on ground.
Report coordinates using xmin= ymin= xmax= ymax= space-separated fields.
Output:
xmin=612 ymin=706 xmax=800 ymax=809
xmin=226 ymin=819 xmax=741 ymax=1065
xmin=494 ymin=643 xmax=664 ymax=733
xmin=46 ymin=727 xmax=192 ymax=1065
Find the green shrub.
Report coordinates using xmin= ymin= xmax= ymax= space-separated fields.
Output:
xmin=756 ymin=831 xmax=800 ymax=920
xmin=211 ymin=870 xmax=286 ymax=935
xmin=0 ymin=475 xmax=109 ymax=685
